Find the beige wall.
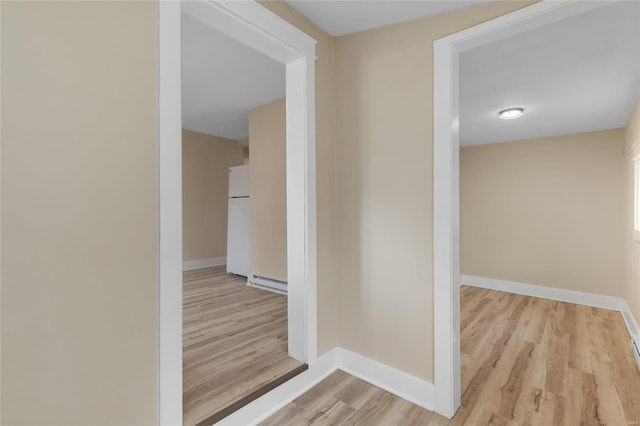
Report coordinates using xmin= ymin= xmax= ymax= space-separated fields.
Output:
xmin=461 ymin=130 xmax=626 ymax=298
xmin=624 ymin=97 xmax=640 ymax=325
xmin=1 ymin=0 xmax=566 ymax=419
xmin=182 ymin=129 xmax=244 ymax=262
xmin=333 ymin=1 xmax=534 ymax=381
xmin=256 ymin=1 xmax=338 ymax=355
xmin=1 ymin=2 xmax=158 ymax=424
xmin=249 ymin=99 xmax=288 ymax=282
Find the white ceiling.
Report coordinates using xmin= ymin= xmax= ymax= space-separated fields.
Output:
xmin=286 ymin=1 xmax=490 ymax=37
xmin=460 ymin=1 xmax=640 ymax=147
xmin=181 ymin=12 xmax=285 ymax=140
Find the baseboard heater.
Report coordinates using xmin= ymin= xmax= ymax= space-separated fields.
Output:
xmin=250 ymin=275 xmax=287 ymax=295
xmin=633 ymin=334 xmax=640 ymax=370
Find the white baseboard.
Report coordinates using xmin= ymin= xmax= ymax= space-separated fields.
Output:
xmin=336 ymin=348 xmax=434 ymax=411
xmin=621 ymin=299 xmax=640 ymax=336
xmin=461 ymin=275 xmax=623 ymax=311
xmin=182 ymin=257 xmax=226 ymax=271
xmin=216 ymin=349 xmax=339 ymax=426
xmin=621 ymin=299 xmax=640 ymax=370
xmin=463 ymin=275 xmax=640 ymax=370
xmin=215 ymin=347 xmax=435 ymax=425
xmin=210 ymin=274 xmax=640 ymax=424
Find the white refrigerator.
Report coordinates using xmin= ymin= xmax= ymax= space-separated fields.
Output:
xmin=227 ymin=165 xmax=250 ymax=277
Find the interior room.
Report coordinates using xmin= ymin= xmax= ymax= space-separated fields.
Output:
xmin=3 ymin=1 xmax=640 ymax=425
xmin=180 ymin=10 xmax=300 ymax=425
xmin=456 ymin=1 xmax=640 ymax=423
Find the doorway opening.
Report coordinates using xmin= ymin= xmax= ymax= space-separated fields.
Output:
xmin=159 ymin=1 xmax=318 ymax=424
xmin=434 ymin=0 xmax=638 ymax=419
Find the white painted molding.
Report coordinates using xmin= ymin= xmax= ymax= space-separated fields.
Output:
xmin=633 ymin=336 xmax=640 ymax=371
xmin=217 ymin=287 xmax=635 ymax=426
xmin=433 ymin=16 xmax=461 ymax=420
xmin=158 ymin=1 xmax=183 ymax=425
xmin=622 ymin=299 xmax=640 ymax=336
xmin=462 ymin=275 xmax=640 ymax=371
xmin=217 ymin=349 xmax=338 ymax=426
xmin=216 ymin=347 xmax=435 ymax=425
xmin=182 ymin=0 xmax=316 ymax=64
xmin=160 ymin=1 xmax=318 ymax=422
xmin=337 ymin=348 xmax=434 ymax=412
xmin=433 ymin=1 xmax=613 ymax=418
xmin=285 ymin=55 xmax=318 ymax=363
xmin=462 ymin=275 xmax=624 ymax=311
xmin=622 ymin=300 xmax=640 ymax=370
xmin=183 ymin=257 xmax=226 ymax=271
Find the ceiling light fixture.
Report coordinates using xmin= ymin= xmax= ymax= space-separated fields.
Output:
xmin=498 ymin=107 xmax=525 ymax=120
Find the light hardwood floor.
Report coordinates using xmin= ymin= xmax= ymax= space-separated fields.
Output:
xmin=183 ymin=266 xmax=304 ymax=426
xmin=263 ymin=286 xmax=640 ymax=425
xmin=262 ymin=369 xmax=448 ymax=426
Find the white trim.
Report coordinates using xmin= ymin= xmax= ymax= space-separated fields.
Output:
xmin=622 ymin=299 xmax=640 ymax=336
xmin=159 ymin=1 xmax=317 ymax=424
xmin=433 ymin=0 xmax=611 ymax=418
xmin=181 ymin=0 xmax=316 ymax=64
xmin=159 ymin=2 xmax=183 ymax=425
xmin=217 ymin=349 xmax=338 ymax=426
xmin=463 ymin=275 xmax=640 ymax=370
xmin=433 ymin=32 xmax=461 ymax=418
xmin=215 ymin=347 xmax=434 ymax=425
xmin=285 ymin=54 xmax=318 ymax=362
xmin=337 ymin=348 xmax=434 ymax=412
xmin=632 ymin=336 xmax=640 ymax=371
xmin=621 ymin=300 xmax=640 ymax=370
xmin=462 ymin=275 xmax=624 ymax=311
xmin=217 ymin=291 xmax=634 ymax=426
xmin=182 ymin=257 xmax=226 ymax=271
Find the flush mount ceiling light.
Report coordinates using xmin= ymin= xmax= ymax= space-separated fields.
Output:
xmin=498 ymin=107 xmax=525 ymax=120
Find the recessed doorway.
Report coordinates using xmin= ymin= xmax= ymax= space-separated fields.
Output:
xmin=158 ymin=2 xmax=318 ymax=424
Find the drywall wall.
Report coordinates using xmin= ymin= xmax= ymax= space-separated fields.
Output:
xmin=461 ymin=129 xmax=626 ymax=298
xmin=256 ymin=1 xmax=338 ymax=355
xmin=624 ymin=97 xmax=640 ymax=324
xmin=1 ymin=2 xmax=158 ymax=424
xmin=249 ymin=99 xmax=288 ymax=282
xmin=182 ymin=129 xmax=244 ymax=262
xmin=333 ymin=1 xmax=534 ymax=382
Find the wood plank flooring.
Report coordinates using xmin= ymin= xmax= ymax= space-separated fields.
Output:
xmin=183 ymin=266 xmax=304 ymax=426
xmin=261 ymin=369 xmax=448 ymax=426
xmin=454 ymin=285 xmax=640 ymax=425
xmin=263 ymin=286 xmax=640 ymax=425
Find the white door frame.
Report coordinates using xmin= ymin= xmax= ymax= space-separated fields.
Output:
xmin=159 ymin=1 xmax=317 ymax=424
xmin=432 ymin=0 xmax=610 ymax=418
